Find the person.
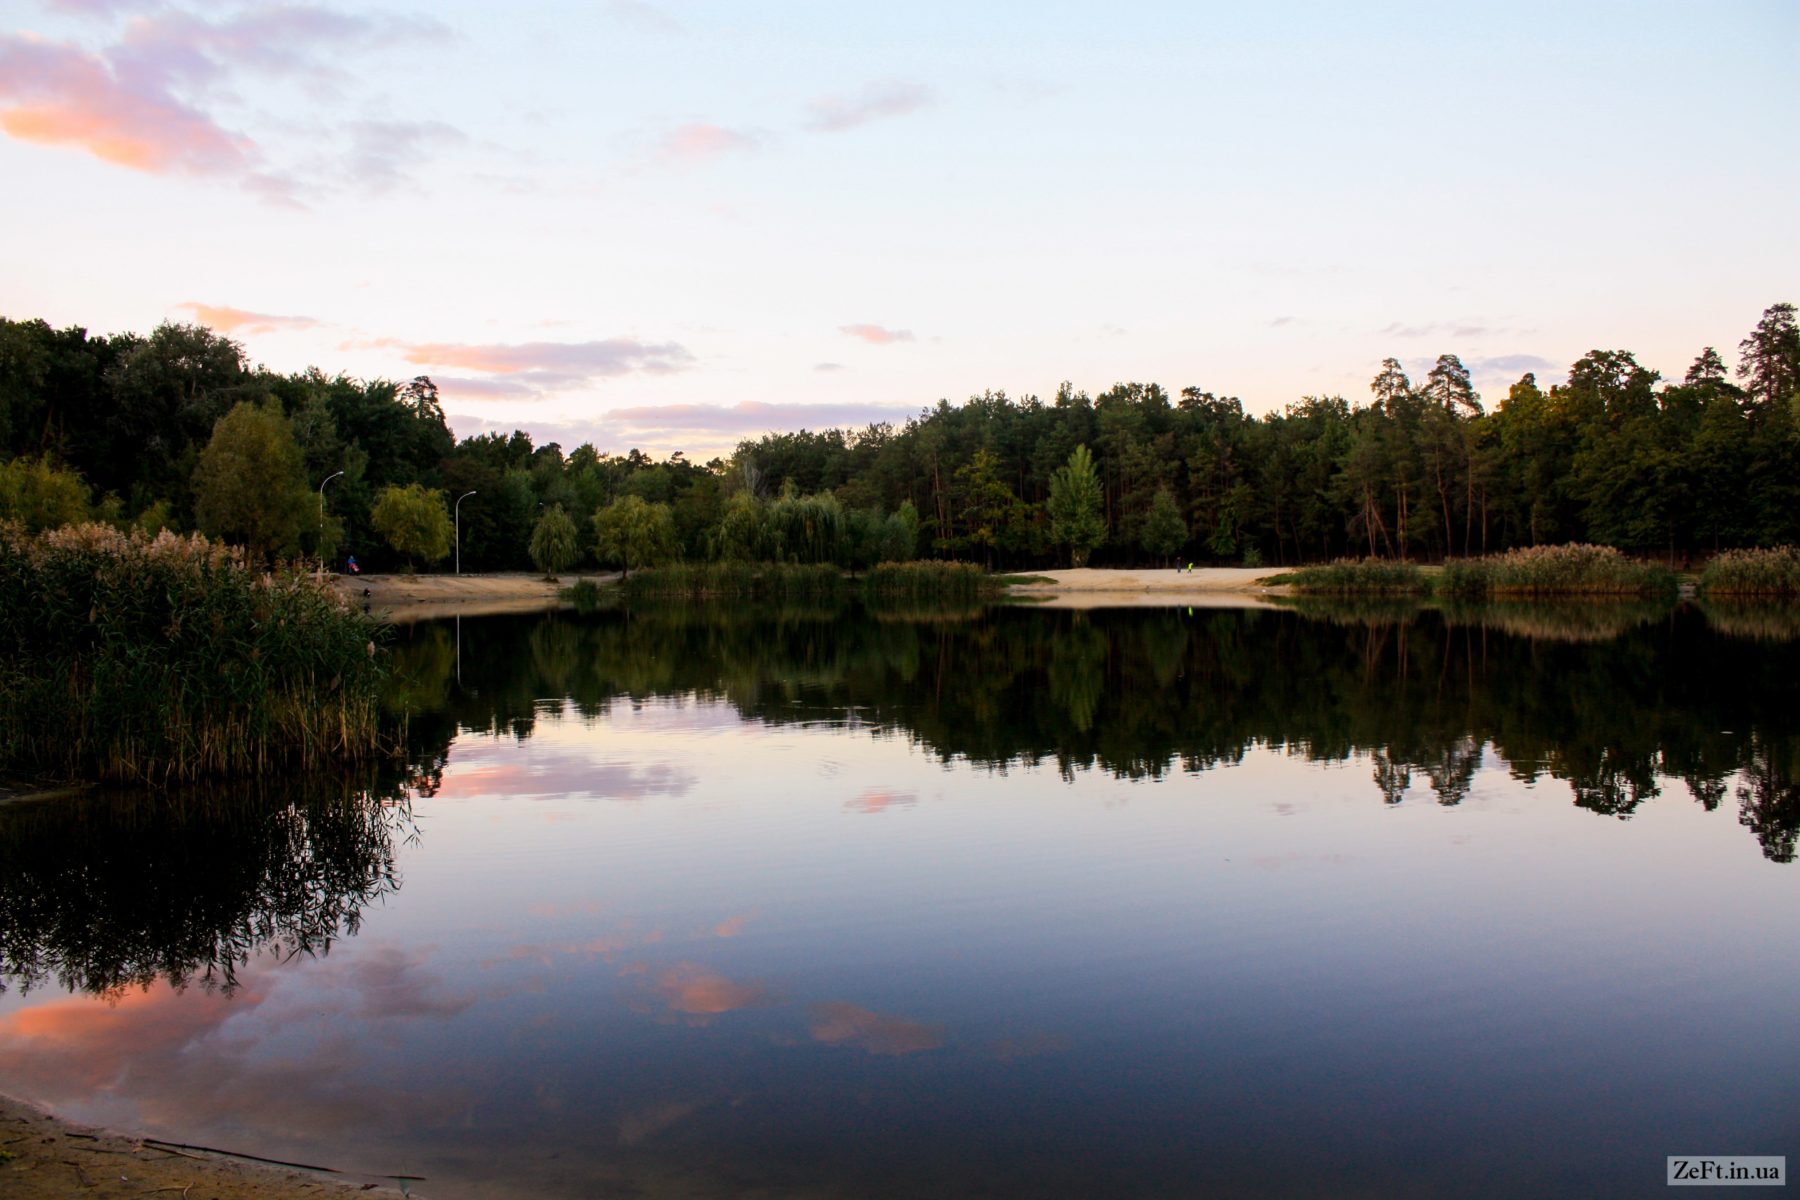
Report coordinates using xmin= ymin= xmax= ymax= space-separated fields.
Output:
xmin=347 ymin=554 xmax=360 ymax=574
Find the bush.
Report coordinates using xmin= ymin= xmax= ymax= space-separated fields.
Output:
xmin=0 ymin=522 xmax=389 ymax=784
xmin=1280 ymin=559 xmax=1429 ymax=595
xmin=1439 ymin=544 xmax=1675 ymax=598
xmin=1698 ymin=547 xmax=1800 ymax=597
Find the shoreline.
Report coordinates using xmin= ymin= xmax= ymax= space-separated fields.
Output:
xmin=0 ymin=1092 xmax=408 ymax=1199
xmin=333 ymin=567 xmax=1290 ymax=619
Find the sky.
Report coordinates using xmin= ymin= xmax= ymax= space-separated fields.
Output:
xmin=1 ymin=0 xmax=1795 ymax=459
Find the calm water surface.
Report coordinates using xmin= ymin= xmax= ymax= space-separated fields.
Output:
xmin=3 ymin=601 xmax=1797 ymax=1198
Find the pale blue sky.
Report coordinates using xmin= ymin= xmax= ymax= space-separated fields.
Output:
xmin=1 ymin=0 xmax=1794 ymax=456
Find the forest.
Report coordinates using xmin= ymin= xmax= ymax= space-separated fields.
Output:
xmin=0 ymin=302 xmax=1795 ymax=571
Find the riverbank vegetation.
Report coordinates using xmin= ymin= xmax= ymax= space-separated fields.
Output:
xmin=1698 ymin=546 xmax=1800 ymax=596
xmin=0 ymin=523 xmax=388 ymax=785
xmin=2 ymin=303 xmax=1797 ymax=574
xmin=598 ymin=560 xmax=1000 ymax=604
xmin=1276 ymin=544 xmax=1677 ymax=598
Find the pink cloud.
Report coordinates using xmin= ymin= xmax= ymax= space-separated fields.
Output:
xmin=391 ymin=337 xmax=694 ymax=379
xmin=806 ymin=79 xmax=932 ymax=133
xmin=839 ymin=323 xmax=915 ymax=345
xmin=645 ymin=962 xmax=770 ymax=1018
xmin=844 ymin=787 xmax=918 ymax=815
xmin=808 ymin=1001 xmax=944 ymax=1056
xmin=655 ymin=121 xmax=758 ymax=164
xmin=603 ymin=400 xmax=917 ymax=433
xmin=177 ymin=302 xmax=319 ymax=335
xmin=0 ymin=35 xmax=254 ymax=175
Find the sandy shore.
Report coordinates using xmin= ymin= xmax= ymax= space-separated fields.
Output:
xmin=0 ymin=1094 xmax=408 ymax=1200
xmin=327 ymin=567 xmax=1288 ymax=620
xmin=331 ymin=571 xmax=615 ymax=621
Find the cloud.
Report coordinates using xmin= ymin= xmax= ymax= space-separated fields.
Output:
xmin=176 ymin=302 xmax=319 ymax=335
xmin=839 ymin=323 xmax=914 ymax=345
xmin=645 ymin=962 xmax=770 ymax=1019
xmin=0 ymin=10 xmax=452 ymax=201
xmin=712 ymin=913 xmax=754 ymax=938
xmin=0 ymin=34 xmax=257 ymax=176
xmin=805 ymin=79 xmax=931 ymax=133
xmin=655 ymin=121 xmax=758 ymax=164
xmin=813 ymin=361 xmax=845 ymax=372
xmin=358 ymin=336 xmax=695 ymax=397
xmin=808 ymin=1002 xmax=944 ymax=1056
xmin=603 ymin=400 xmax=917 ymax=435
xmin=844 ymin=787 xmax=917 ymax=815
xmin=343 ymin=119 xmax=466 ymax=192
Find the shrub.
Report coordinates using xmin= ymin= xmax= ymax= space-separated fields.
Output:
xmin=1698 ymin=547 xmax=1800 ymax=597
xmin=0 ymin=522 xmax=389 ymax=784
xmin=1439 ymin=544 xmax=1675 ymax=598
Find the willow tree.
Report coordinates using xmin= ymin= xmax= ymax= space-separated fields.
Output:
xmin=593 ymin=494 xmax=676 ymax=578
xmin=371 ymin=483 xmax=452 ymax=570
xmin=529 ymin=504 xmax=580 ymax=579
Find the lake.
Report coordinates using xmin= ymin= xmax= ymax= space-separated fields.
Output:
xmin=2 ymin=599 xmax=1796 ymax=1198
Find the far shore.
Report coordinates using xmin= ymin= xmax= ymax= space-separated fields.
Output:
xmin=331 ymin=566 xmax=1291 ymax=619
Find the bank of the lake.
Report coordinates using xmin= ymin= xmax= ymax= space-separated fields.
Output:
xmin=0 ymin=1093 xmax=411 ymax=1200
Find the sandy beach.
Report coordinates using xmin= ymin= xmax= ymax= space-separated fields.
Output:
xmin=0 ymin=1093 xmax=408 ymax=1200
xmin=329 ymin=567 xmax=1289 ymax=620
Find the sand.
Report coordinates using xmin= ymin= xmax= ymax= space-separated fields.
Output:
xmin=0 ymin=1094 xmax=408 ymax=1200
xmin=327 ymin=567 xmax=1289 ymax=620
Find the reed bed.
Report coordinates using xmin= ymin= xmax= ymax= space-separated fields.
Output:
xmin=0 ymin=522 xmax=388 ymax=785
xmin=1438 ymin=544 xmax=1675 ymax=598
xmin=1698 ymin=546 xmax=1800 ymax=597
xmin=863 ymin=561 xmax=997 ymax=601
xmin=622 ymin=562 xmax=849 ymax=601
xmin=1275 ymin=559 xmax=1430 ymax=595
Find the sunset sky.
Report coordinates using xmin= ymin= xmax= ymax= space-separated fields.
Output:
xmin=2 ymin=0 xmax=1794 ymax=458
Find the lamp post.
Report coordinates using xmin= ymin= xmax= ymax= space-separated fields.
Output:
xmin=455 ymin=490 xmax=477 ymax=575
xmin=317 ymin=470 xmax=344 ymax=579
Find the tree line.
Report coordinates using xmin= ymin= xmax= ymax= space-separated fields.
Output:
xmin=1 ymin=303 xmax=1795 ymax=570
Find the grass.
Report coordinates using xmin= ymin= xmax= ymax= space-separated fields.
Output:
xmin=1273 ymin=558 xmax=1430 ymax=595
xmin=1438 ymin=544 xmax=1676 ymax=598
xmin=0 ymin=521 xmax=389 ymax=785
xmin=1698 ymin=546 xmax=1800 ymax=597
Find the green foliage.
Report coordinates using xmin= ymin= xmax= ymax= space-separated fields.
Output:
xmin=1438 ymin=544 xmax=1676 ymax=598
xmin=593 ymin=494 xmax=677 ymax=577
xmin=371 ymin=483 xmax=452 ymax=568
xmin=863 ymin=560 xmax=996 ymax=601
xmin=529 ymin=504 xmax=581 ymax=579
xmin=623 ymin=562 xmax=845 ymax=600
xmin=1141 ymin=488 xmax=1186 ymax=562
xmin=1699 ymin=546 xmax=1800 ymax=596
xmin=0 ymin=457 xmax=90 ymax=532
xmin=192 ymin=400 xmax=315 ymax=564
xmin=1047 ymin=444 xmax=1105 ymax=566
xmin=0 ymin=523 xmax=388 ymax=784
xmin=1282 ymin=558 xmax=1429 ymax=595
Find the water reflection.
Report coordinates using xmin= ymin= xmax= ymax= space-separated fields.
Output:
xmin=387 ymin=601 xmax=1800 ymax=862
xmin=0 ymin=768 xmax=427 ymax=996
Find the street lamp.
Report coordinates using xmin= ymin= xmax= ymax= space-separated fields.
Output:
xmin=317 ymin=470 xmax=344 ymax=579
xmin=454 ymin=490 xmax=477 ymax=575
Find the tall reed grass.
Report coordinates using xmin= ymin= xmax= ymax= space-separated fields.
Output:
xmin=1276 ymin=559 xmax=1429 ymax=595
xmin=0 ymin=522 xmax=388 ymax=784
xmin=1438 ymin=544 xmax=1675 ymax=598
xmin=1698 ymin=546 xmax=1800 ymax=597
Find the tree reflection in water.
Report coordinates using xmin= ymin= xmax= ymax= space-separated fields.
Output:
xmin=0 ymin=763 xmax=433 ymax=997
xmin=387 ymin=599 xmax=1800 ymax=862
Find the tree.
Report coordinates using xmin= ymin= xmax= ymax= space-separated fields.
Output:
xmin=1047 ymin=444 xmax=1105 ymax=567
xmin=371 ymin=483 xmax=452 ymax=570
xmin=529 ymin=504 xmax=580 ymax=579
xmin=192 ymin=401 xmax=314 ymax=564
xmin=1738 ymin=302 xmax=1800 ymax=410
xmin=592 ymin=494 xmax=676 ymax=578
xmin=1141 ymin=488 xmax=1186 ymax=564
xmin=0 ymin=457 xmax=90 ymax=532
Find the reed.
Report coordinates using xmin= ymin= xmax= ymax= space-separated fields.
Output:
xmin=1438 ymin=544 xmax=1676 ymax=598
xmin=1276 ymin=559 xmax=1430 ymax=595
xmin=1697 ymin=546 xmax=1800 ymax=597
xmin=863 ymin=561 xmax=996 ymax=601
xmin=0 ymin=522 xmax=389 ymax=785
